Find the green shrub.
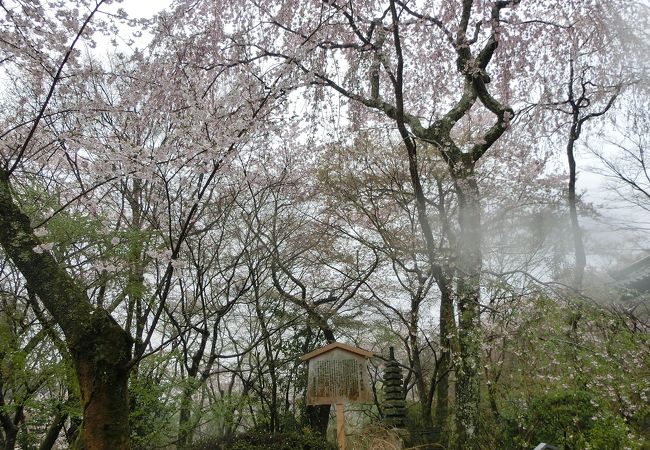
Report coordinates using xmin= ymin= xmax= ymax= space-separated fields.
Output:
xmin=192 ymin=430 xmax=337 ymax=450
xmin=522 ymin=389 xmax=634 ymax=450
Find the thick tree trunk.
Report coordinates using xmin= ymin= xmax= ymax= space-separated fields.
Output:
xmin=453 ymin=169 xmax=482 ymax=450
xmin=0 ymin=170 xmax=133 ymax=450
xmin=73 ymin=311 xmax=131 ymax=449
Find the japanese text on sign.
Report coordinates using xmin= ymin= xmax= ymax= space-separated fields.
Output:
xmin=306 ymin=358 xmax=370 ymax=405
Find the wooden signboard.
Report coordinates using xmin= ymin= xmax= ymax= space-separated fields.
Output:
xmin=302 ymin=342 xmax=373 ymax=450
xmin=302 ymin=342 xmax=373 ymax=405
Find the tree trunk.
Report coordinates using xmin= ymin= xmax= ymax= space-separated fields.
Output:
xmin=432 ymin=284 xmax=455 ymax=447
xmin=70 ymin=313 xmax=132 ymax=449
xmin=453 ymin=168 xmax=483 ymax=450
xmin=304 ymin=404 xmax=330 ymax=436
xmin=177 ymin=335 xmax=209 ymax=448
xmin=0 ymin=391 xmax=18 ymax=450
xmin=255 ymin=297 xmax=279 ymax=432
xmin=2 ymin=427 xmax=17 ymax=450
xmin=0 ymin=170 xmax=133 ymax=450
xmin=407 ymin=288 xmax=432 ymax=432
xmin=177 ymin=381 xmax=196 ymax=449
xmin=39 ymin=412 xmax=68 ymax=450
xmin=411 ymin=339 xmax=432 ymax=428
xmin=566 ymin=126 xmax=586 ymax=290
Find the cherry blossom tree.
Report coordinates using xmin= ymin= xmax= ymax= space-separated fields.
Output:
xmin=516 ymin=2 xmax=641 ymax=289
xmin=0 ymin=2 xmax=136 ymax=446
xmin=0 ymin=1 xmax=282 ymax=447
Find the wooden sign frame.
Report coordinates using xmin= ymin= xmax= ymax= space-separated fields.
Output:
xmin=302 ymin=342 xmax=373 ymax=450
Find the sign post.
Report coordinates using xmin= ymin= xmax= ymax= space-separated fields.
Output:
xmin=302 ymin=342 xmax=373 ymax=450
xmin=335 ymin=403 xmax=345 ymax=450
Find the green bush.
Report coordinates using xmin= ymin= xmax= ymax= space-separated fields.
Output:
xmin=192 ymin=430 xmax=337 ymax=450
xmin=520 ymin=389 xmax=634 ymax=450
xmin=525 ymin=389 xmax=594 ymax=449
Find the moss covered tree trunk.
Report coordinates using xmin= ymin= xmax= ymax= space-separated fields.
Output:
xmin=0 ymin=170 xmax=132 ymax=449
xmin=72 ymin=310 xmax=131 ymax=449
xmin=453 ymin=167 xmax=483 ymax=450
